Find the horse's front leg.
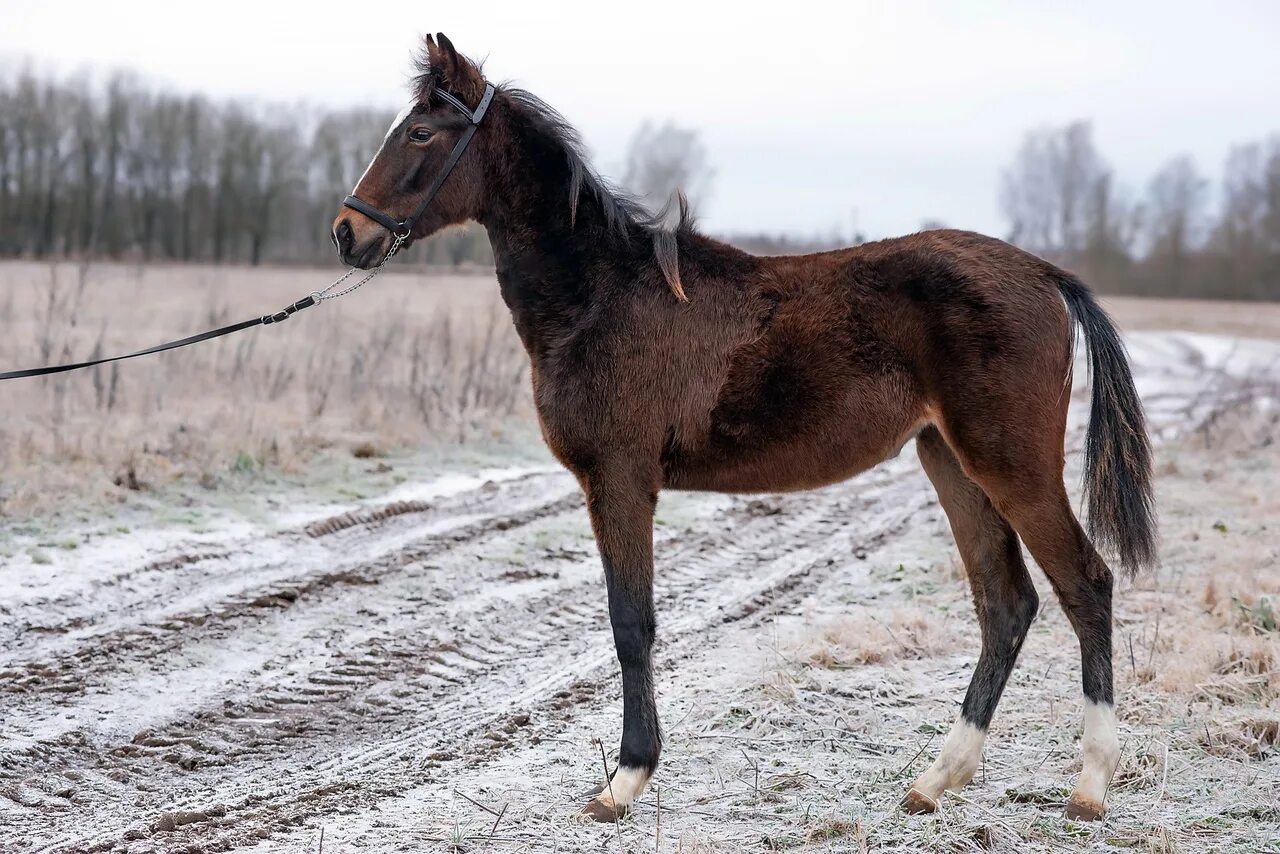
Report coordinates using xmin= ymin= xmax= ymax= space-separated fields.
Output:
xmin=579 ymin=460 xmax=661 ymax=822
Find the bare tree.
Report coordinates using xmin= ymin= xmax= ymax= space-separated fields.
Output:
xmin=0 ymin=78 xmax=15 ymax=255
xmin=1000 ymin=121 xmax=1138 ymax=282
xmin=1144 ymin=155 xmax=1207 ymax=264
xmin=1210 ymin=137 xmax=1280 ymax=299
xmin=1002 ymin=121 xmax=1106 ymax=256
xmin=0 ymin=68 xmax=489 ymax=266
xmin=98 ymin=73 xmax=135 ymax=258
xmin=621 ymin=120 xmax=713 ymax=214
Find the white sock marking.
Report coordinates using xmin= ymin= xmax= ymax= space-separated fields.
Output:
xmin=594 ymin=765 xmax=651 ymax=810
xmin=1074 ymin=700 xmax=1119 ymax=809
xmin=910 ymin=718 xmax=986 ymax=801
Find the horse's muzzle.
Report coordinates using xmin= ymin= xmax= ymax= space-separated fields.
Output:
xmin=332 ymin=216 xmax=388 ymax=269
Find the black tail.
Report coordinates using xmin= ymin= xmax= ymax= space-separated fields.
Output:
xmin=1057 ymin=274 xmax=1157 ymax=575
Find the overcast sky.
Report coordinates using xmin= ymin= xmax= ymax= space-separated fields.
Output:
xmin=3 ymin=0 xmax=1278 ymax=240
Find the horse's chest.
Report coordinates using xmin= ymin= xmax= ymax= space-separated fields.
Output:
xmin=528 ymin=364 xmax=615 ymax=472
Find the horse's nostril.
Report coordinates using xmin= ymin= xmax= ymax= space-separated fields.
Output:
xmin=335 ymin=219 xmax=354 ymax=255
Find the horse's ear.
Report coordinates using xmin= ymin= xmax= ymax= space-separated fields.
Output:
xmin=424 ymin=32 xmax=485 ymax=103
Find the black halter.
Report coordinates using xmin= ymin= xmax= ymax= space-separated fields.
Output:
xmin=343 ymin=82 xmax=496 ymax=238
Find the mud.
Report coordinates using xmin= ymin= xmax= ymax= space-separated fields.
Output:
xmin=2 ymin=331 xmax=1277 ymax=853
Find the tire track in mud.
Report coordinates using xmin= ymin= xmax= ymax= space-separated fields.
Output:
xmin=1 ymin=486 xmax=589 ymax=759
xmin=2 ymin=459 xmax=932 ymax=853
xmin=0 ymin=471 xmax=571 ymax=653
xmin=0 ymin=474 xmax=580 ymax=678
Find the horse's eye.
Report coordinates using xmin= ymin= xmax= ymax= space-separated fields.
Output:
xmin=408 ymin=127 xmax=433 ymax=143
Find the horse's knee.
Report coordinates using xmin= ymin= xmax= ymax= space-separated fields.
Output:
xmin=1010 ymin=581 xmax=1039 ymax=640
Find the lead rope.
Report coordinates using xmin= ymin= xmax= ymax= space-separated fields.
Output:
xmin=0 ymin=234 xmax=411 ymax=381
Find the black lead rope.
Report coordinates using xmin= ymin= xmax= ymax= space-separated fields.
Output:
xmin=1 ymin=233 xmax=406 ymax=382
xmin=0 ymin=295 xmax=318 ymax=381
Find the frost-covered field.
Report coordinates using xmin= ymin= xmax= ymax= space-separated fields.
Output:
xmin=0 ymin=261 xmax=529 ymax=518
xmin=1 ymin=272 xmax=1278 ymax=852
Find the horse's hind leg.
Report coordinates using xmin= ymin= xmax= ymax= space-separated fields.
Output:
xmin=903 ymin=427 xmax=1040 ymax=813
xmin=939 ymin=416 xmax=1120 ymax=820
xmin=979 ymin=473 xmax=1119 ymax=820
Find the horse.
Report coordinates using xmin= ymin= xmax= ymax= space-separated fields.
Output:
xmin=331 ymin=32 xmax=1155 ymax=824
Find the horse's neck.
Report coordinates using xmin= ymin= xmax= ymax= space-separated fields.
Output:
xmin=480 ymin=180 xmax=632 ymax=361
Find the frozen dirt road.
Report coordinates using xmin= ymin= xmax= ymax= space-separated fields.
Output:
xmin=2 ymin=455 xmax=931 ymax=852
xmin=2 ymin=331 xmax=1278 ymax=853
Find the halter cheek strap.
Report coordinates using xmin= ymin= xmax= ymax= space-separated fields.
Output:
xmin=343 ymin=81 xmax=495 ymax=238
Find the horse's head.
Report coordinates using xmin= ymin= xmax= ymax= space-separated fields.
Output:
xmin=332 ymin=33 xmax=491 ymax=268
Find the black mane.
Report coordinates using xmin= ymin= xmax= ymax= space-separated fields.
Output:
xmin=411 ymin=56 xmax=691 ymax=299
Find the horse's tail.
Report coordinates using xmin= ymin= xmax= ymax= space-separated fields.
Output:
xmin=1057 ymin=273 xmax=1157 ymax=576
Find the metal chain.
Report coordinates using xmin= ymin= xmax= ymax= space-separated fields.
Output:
xmin=310 ymin=232 xmax=408 ymax=305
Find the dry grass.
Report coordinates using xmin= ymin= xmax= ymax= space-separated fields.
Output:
xmin=4 ymin=264 xmax=1276 ymax=525
xmin=1121 ymin=396 xmax=1280 ymax=711
xmin=1103 ymin=295 xmax=1280 ymax=340
xmin=785 ymin=609 xmax=960 ymax=671
xmin=0 ymin=260 xmax=532 ymax=517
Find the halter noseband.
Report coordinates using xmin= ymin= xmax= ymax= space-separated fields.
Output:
xmin=343 ymin=81 xmax=496 ymax=239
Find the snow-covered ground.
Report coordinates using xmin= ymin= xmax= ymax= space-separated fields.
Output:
xmin=1 ymin=330 xmax=1277 ymax=853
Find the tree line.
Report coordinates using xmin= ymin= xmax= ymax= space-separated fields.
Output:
xmin=1001 ymin=122 xmax=1280 ymax=300
xmin=0 ymin=69 xmax=490 ymax=267
xmin=1 ymin=68 xmax=1277 ymax=299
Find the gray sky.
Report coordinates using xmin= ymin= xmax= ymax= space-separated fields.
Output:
xmin=4 ymin=0 xmax=1278 ymax=240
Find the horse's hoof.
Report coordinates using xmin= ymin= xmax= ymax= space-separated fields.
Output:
xmin=902 ymin=788 xmax=938 ymax=814
xmin=579 ymin=796 xmax=627 ymax=823
xmin=1065 ymin=794 xmax=1105 ymax=822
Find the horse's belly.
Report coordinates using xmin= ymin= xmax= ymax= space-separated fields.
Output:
xmin=665 ymin=417 xmax=924 ymax=494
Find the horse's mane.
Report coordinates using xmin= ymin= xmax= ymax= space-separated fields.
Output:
xmin=412 ymin=59 xmax=691 ymax=300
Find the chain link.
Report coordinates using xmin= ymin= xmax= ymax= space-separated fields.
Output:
xmin=311 ymin=232 xmax=408 ymax=305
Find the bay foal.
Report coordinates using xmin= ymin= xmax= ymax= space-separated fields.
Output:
xmin=333 ymin=34 xmax=1155 ymax=823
